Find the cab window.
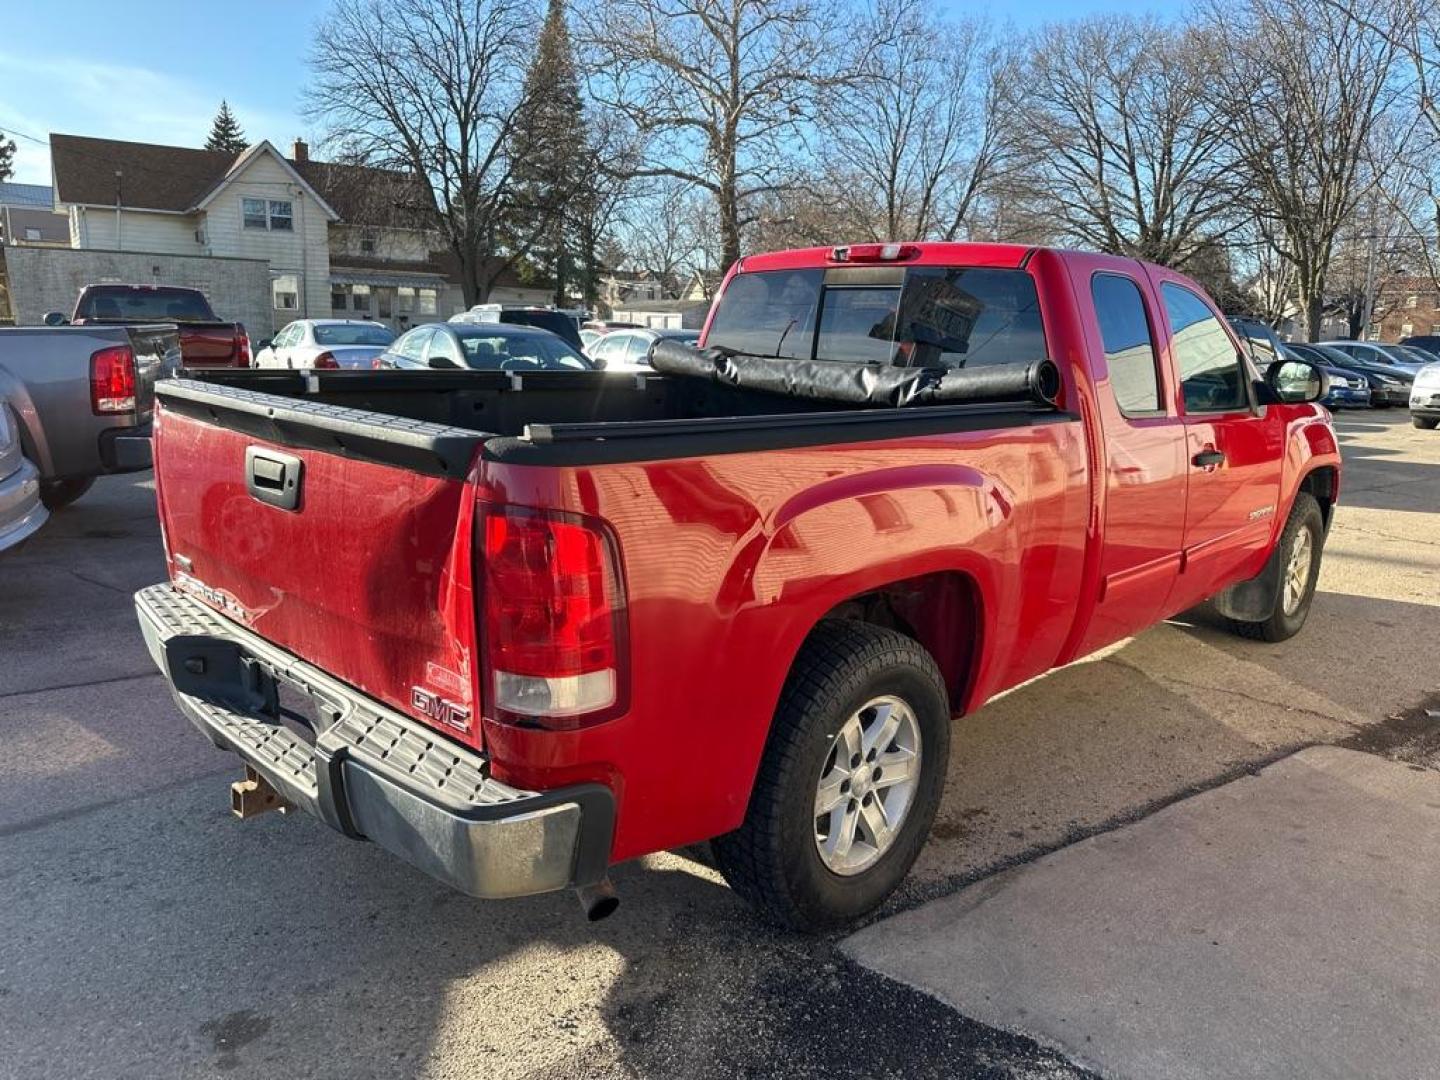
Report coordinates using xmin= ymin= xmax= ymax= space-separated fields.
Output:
xmin=1161 ymin=284 xmax=1249 ymax=413
xmin=1091 ymin=274 xmax=1163 ymax=415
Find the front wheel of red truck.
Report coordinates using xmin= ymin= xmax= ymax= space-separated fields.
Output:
xmin=1225 ymin=492 xmax=1324 ymax=643
xmin=713 ymin=620 xmax=950 ymax=932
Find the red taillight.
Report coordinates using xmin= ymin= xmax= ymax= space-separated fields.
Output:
xmin=90 ymin=345 xmax=136 ymax=414
xmin=371 ymin=356 xmax=384 ymax=369
xmin=480 ymin=506 xmax=627 ymax=727
xmin=236 ymin=329 xmax=251 ymax=367
xmin=311 ymin=351 xmax=339 ymax=369
xmin=831 ymin=243 xmax=919 ymax=262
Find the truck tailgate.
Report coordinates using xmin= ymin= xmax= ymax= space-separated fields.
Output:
xmin=153 ymin=384 xmax=488 ymax=748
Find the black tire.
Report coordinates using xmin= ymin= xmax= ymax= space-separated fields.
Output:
xmin=39 ymin=476 xmax=96 ymax=510
xmin=712 ymin=620 xmax=951 ymax=932
xmin=1226 ymin=492 xmax=1324 ymax=643
xmin=1412 ymin=415 xmax=1439 ymax=430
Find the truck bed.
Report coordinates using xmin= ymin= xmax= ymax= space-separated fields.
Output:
xmin=160 ymin=368 xmax=1070 ymax=472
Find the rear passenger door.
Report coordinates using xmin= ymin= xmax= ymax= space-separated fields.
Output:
xmin=1150 ymin=273 xmax=1284 ymax=612
xmin=1067 ymin=257 xmax=1190 ymax=654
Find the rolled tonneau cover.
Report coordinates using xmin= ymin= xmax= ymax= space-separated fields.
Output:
xmin=648 ymin=339 xmax=1061 ymax=409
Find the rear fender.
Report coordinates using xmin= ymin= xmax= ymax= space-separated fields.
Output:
xmin=732 ymin=462 xmax=1010 ymax=709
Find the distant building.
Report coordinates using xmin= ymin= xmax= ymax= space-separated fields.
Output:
xmin=0 ymin=183 xmax=69 ymax=247
xmin=609 ymin=297 xmax=711 ymax=330
xmin=38 ymin=133 xmax=546 ymax=334
xmin=1376 ymin=279 xmax=1440 ymax=343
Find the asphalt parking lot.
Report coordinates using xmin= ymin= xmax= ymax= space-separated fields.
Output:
xmin=1 ymin=407 xmax=1436 ymax=1080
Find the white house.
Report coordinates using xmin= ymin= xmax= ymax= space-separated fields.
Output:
xmin=46 ymin=134 xmax=548 ymax=334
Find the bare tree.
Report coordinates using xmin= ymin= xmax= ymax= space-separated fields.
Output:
xmin=1003 ymin=16 xmax=1235 ymax=267
xmin=1209 ymin=0 xmax=1402 ymax=340
xmin=820 ymin=0 xmax=1006 ymax=242
xmin=307 ymin=0 xmax=540 ymax=305
xmin=1322 ymin=0 xmax=1440 ymax=292
xmin=579 ymin=0 xmax=842 ymax=272
xmin=614 ymin=176 xmax=711 ymax=294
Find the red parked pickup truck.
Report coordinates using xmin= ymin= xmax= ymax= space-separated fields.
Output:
xmin=50 ymin=284 xmax=249 ymax=368
xmin=135 ymin=243 xmax=1340 ymax=930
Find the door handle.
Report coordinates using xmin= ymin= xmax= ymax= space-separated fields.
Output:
xmin=1192 ymin=449 xmax=1225 ymax=469
xmin=246 ymin=446 xmax=303 ymax=511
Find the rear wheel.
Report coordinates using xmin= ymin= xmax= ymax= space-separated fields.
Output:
xmin=1226 ymin=493 xmax=1323 ymax=642
xmin=712 ymin=620 xmax=950 ymax=932
xmin=40 ymin=476 xmax=95 ymax=510
xmin=1413 ymin=415 xmax=1438 ymax=430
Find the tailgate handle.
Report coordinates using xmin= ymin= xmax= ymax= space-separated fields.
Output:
xmin=245 ymin=446 xmax=303 ymax=511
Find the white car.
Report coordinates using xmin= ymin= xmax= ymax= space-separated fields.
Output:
xmin=1411 ymin=362 xmax=1440 ymax=430
xmin=588 ymin=328 xmax=701 ymax=372
xmin=253 ymin=319 xmax=397 ymax=370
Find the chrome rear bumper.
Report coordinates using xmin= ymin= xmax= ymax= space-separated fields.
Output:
xmin=135 ymin=583 xmax=613 ymax=899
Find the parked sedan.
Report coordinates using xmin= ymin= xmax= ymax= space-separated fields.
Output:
xmin=1279 ymin=344 xmax=1370 ymax=408
xmin=589 ymin=328 xmax=701 ymax=372
xmin=1398 ymin=334 xmax=1440 ymax=360
xmin=1310 ymin=342 xmax=1413 ymax=407
xmin=253 ymin=319 xmax=396 ymax=370
xmin=1321 ymin=339 xmax=1428 ymax=373
xmin=1410 ymin=362 xmax=1440 ymax=429
xmin=0 ymin=397 xmax=47 ymax=553
xmin=375 ymin=322 xmax=593 ymax=372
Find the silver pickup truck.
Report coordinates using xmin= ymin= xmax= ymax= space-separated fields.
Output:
xmin=0 ymin=325 xmax=177 ymax=510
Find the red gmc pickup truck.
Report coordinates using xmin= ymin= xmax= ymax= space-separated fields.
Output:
xmin=135 ymin=243 xmax=1340 ymax=930
xmin=50 ymin=284 xmax=250 ymax=368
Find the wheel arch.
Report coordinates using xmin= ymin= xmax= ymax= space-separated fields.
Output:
xmin=800 ymin=567 xmax=987 ymax=716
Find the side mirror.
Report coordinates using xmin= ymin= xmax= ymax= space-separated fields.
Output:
xmin=1266 ymin=359 xmax=1329 ymax=404
xmin=43 ymin=311 xmax=68 ymax=326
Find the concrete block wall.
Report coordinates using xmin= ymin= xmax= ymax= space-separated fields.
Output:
xmin=3 ymin=246 xmax=274 ymax=338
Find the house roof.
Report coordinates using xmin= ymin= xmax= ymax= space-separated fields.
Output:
xmin=0 ymin=182 xmax=55 ymax=208
xmin=49 ymin=134 xmax=427 ymax=227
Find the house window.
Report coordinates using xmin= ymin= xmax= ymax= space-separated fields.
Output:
xmin=331 ymin=287 xmax=347 ymax=310
xmin=352 ymin=284 xmax=371 ymax=313
xmin=272 ymin=273 xmax=300 ymax=311
xmin=1401 ymin=323 xmax=1414 ymax=337
xmin=1406 ymin=294 xmax=1418 ymax=309
xmin=1431 ymin=323 xmax=1440 ymax=334
xmin=396 ymin=286 xmax=415 ymax=313
xmin=23 ymin=227 xmax=41 ymax=241
xmin=416 ymin=289 xmax=437 ymax=316
xmin=242 ymin=197 xmax=268 ymax=229
xmin=360 ymin=229 xmax=378 ymax=254
xmin=243 ymin=197 xmax=294 ymax=230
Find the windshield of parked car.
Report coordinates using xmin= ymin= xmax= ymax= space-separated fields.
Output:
xmin=75 ymin=286 xmax=214 ymax=323
xmin=454 ymin=329 xmax=592 ymax=371
xmin=705 ymin=265 xmax=1047 ymax=369
xmin=313 ymin=323 xmax=395 ymax=346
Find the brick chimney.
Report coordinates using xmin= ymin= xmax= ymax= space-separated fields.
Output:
xmin=292 ymin=139 xmax=309 ymax=163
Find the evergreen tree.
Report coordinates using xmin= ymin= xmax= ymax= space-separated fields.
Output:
xmin=0 ymin=137 xmax=15 ymax=183
xmin=204 ymin=101 xmax=248 ymax=154
xmin=509 ymin=0 xmax=589 ymax=305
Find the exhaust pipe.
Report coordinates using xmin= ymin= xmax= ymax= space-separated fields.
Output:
xmin=575 ymin=878 xmax=620 ymax=921
xmin=231 ymin=765 xmax=290 ymax=819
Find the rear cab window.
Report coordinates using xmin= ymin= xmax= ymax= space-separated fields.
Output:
xmin=1091 ymin=274 xmax=1164 ymax=415
xmin=77 ymin=286 xmax=215 ymax=322
xmin=705 ymin=265 xmax=1047 ymax=370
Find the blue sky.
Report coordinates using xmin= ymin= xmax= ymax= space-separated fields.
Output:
xmin=2 ymin=0 xmax=1183 ymax=185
